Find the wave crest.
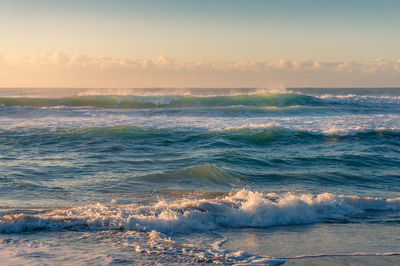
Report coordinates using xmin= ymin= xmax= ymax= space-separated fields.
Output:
xmin=2 ymin=93 xmax=400 ymax=109
xmin=0 ymin=94 xmax=319 ymax=109
xmin=1 ymin=190 xmax=398 ymax=234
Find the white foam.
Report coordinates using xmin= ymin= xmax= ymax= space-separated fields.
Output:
xmin=317 ymin=94 xmax=400 ymax=108
xmin=0 ymin=228 xmax=283 ymax=265
xmin=1 ymin=190 xmax=399 ymax=234
xmin=1 ymin=103 xmax=400 ymax=135
xmin=1 ymin=190 xmax=398 ymax=265
xmin=120 ymin=230 xmax=284 ymax=265
xmin=0 ymin=236 xmax=113 ymax=265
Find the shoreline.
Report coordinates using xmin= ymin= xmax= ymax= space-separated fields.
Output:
xmin=284 ymin=254 xmax=400 ymax=266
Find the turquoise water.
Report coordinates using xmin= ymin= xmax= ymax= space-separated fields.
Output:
xmin=1 ymin=88 xmax=399 ymax=265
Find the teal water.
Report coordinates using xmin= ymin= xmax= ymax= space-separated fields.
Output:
xmin=0 ymin=88 xmax=399 ymax=265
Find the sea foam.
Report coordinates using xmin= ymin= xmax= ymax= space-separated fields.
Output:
xmin=1 ymin=190 xmax=399 ymax=234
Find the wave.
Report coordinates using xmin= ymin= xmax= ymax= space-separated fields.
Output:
xmin=0 ymin=94 xmax=321 ymax=109
xmin=56 ymin=125 xmax=400 ymax=141
xmin=2 ymin=93 xmax=400 ymax=110
xmin=3 ymin=87 xmax=400 ymax=98
xmin=318 ymin=94 xmax=400 ymax=108
xmin=139 ymin=164 xmax=243 ymax=187
xmin=2 ymin=126 xmax=400 ymax=145
xmin=4 ymin=106 xmax=400 ymax=127
xmin=290 ymin=87 xmax=400 ymax=97
xmin=0 ymin=87 xmax=289 ymax=98
xmin=1 ymin=190 xmax=399 ymax=234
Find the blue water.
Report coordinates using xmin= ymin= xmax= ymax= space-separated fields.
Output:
xmin=0 ymin=88 xmax=399 ymax=265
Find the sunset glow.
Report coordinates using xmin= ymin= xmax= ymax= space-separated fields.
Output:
xmin=1 ymin=0 xmax=400 ymax=88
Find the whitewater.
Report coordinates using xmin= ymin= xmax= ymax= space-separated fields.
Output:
xmin=0 ymin=88 xmax=399 ymax=265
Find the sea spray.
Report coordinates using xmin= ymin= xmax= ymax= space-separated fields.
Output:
xmin=1 ymin=190 xmax=399 ymax=234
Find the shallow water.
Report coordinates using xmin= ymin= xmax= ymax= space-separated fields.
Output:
xmin=1 ymin=88 xmax=399 ymax=265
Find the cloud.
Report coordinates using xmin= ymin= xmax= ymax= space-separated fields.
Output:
xmin=0 ymin=52 xmax=399 ymax=88
xmin=394 ymin=59 xmax=400 ymax=72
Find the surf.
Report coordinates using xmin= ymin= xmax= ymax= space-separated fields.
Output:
xmin=1 ymin=189 xmax=399 ymax=234
xmin=0 ymin=93 xmax=321 ymax=109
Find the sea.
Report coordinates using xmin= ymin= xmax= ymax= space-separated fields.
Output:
xmin=0 ymin=87 xmax=399 ymax=265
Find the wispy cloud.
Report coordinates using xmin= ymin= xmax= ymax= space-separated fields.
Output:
xmin=1 ymin=52 xmax=400 ymax=88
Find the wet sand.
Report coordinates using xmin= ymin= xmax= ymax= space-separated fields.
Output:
xmin=284 ymin=255 xmax=400 ymax=266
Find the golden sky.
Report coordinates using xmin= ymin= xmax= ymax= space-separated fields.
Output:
xmin=1 ymin=0 xmax=400 ymax=88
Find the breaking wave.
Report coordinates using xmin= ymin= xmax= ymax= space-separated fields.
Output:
xmin=1 ymin=190 xmax=399 ymax=234
xmin=1 ymin=93 xmax=400 ymax=110
xmin=0 ymin=94 xmax=319 ymax=109
xmin=2 ymin=125 xmax=398 ymax=143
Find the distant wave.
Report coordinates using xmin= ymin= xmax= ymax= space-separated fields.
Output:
xmin=2 ymin=87 xmax=400 ymax=98
xmin=2 ymin=93 xmax=400 ymax=110
xmin=0 ymin=94 xmax=320 ymax=109
xmin=318 ymin=94 xmax=400 ymax=108
xmin=2 ymin=126 xmax=400 ymax=144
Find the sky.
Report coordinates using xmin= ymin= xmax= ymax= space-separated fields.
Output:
xmin=0 ymin=0 xmax=400 ymax=88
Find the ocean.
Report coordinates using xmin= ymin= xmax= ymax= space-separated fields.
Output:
xmin=0 ymin=88 xmax=399 ymax=265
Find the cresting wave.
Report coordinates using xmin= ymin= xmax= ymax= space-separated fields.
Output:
xmin=1 ymin=93 xmax=400 ymax=109
xmin=0 ymin=94 xmax=319 ymax=108
xmin=1 ymin=190 xmax=399 ymax=234
xmin=2 ymin=126 xmax=399 ymax=143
